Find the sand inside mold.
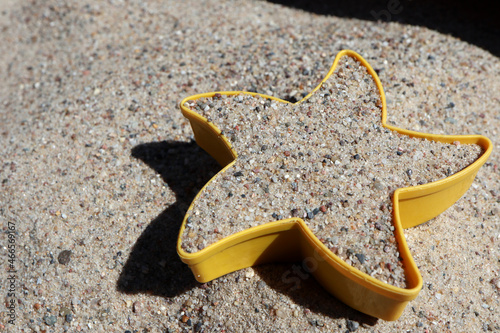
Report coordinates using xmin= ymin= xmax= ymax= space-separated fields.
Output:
xmin=181 ymin=55 xmax=482 ymax=288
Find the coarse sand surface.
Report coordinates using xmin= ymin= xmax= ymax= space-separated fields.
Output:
xmin=0 ymin=0 xmax=498 ymax=332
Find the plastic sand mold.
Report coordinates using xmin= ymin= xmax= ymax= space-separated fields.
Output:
xmin=176 ymin=50 xmax=492 ymax=320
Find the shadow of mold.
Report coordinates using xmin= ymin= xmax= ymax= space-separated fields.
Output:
xmin=117 ymin=140 xmax=220 ymax=297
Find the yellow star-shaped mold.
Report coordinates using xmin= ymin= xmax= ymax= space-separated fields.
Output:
xmin=176 ymin=50 xmax=492 ymax=320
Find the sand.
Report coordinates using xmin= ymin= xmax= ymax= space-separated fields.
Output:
xmin=0 ymin=0 xmax=498 ymax=332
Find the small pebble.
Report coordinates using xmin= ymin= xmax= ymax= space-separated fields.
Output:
xmin=257 ymin=281 xmax=266 ymax=289
xmin=245 ymin=269 xmax=255 ymax=279
xmin=194 ymin=322 xmax=203 ymax=332
xmin=44 ymin=315 xmax=57 ymax=326
xmin=490 ymin=278 xmax=500 ymax=290
xmin=132 ymin=301 xmax=144 ymax=313
xmin=346 ymin=319 xmax=359 ymax=331
xmin=275 ymin=307 xmax=286 ymax=318
xmin=58 ymin=250 xmax=72 ymax=265
xmin=373 ymin=180 xmax=384 ymax=190
xmin=59 ymin=307 xmax=72 ymax=317
xmin=355 ymin=253 xmax=366 ymax=264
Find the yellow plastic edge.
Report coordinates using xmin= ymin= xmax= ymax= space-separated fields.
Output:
xmin=176 ymin=50 xmax=492 ymax=320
